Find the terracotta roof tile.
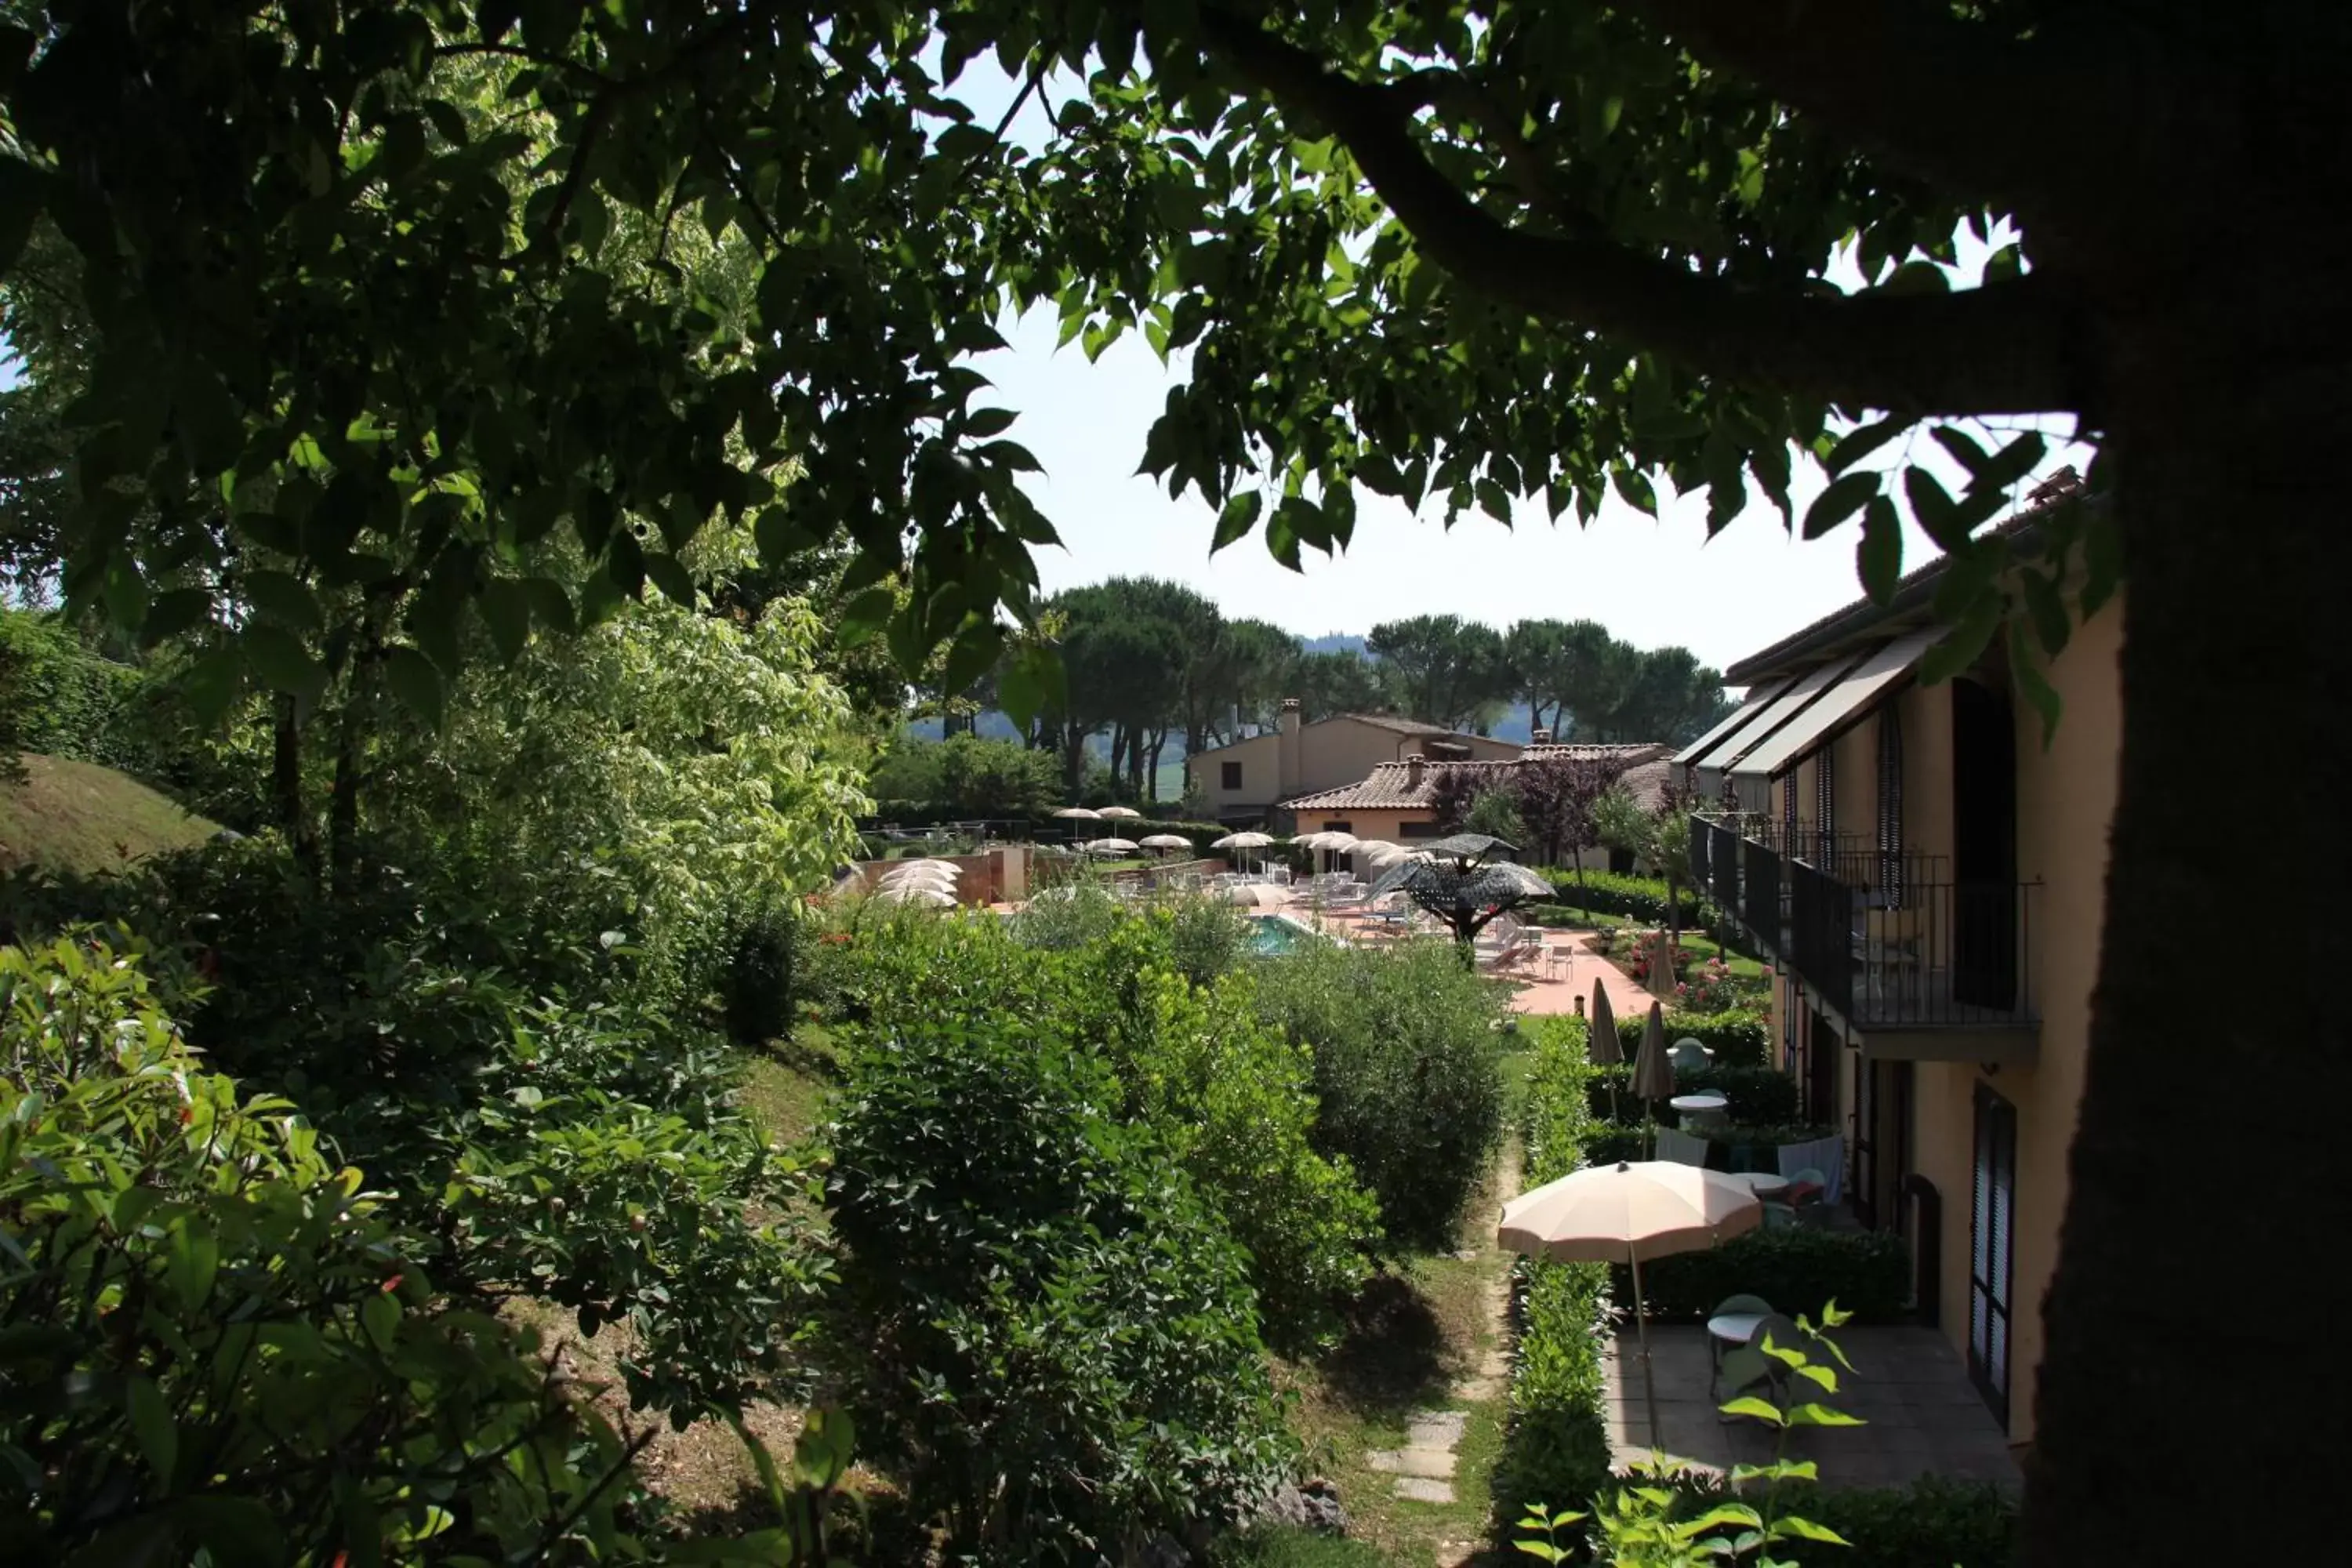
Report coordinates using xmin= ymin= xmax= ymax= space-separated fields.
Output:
xmin=1279 ymin=742 xmax=1671 ymax=812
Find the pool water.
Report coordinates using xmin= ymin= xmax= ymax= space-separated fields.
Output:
xmin=1246 ymin=915 xmax=1308 ymax=956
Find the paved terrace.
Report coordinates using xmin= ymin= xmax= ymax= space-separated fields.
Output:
xmin=1604 ymin=1325 xmax=2021 ymax=1489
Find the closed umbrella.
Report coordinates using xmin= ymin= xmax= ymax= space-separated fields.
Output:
xmin=1498 ymin=1160 xmax=1763 ymax=1437
xmin=1588 ymin=978 xmax=1622 ymax=1121
xmin=1629 ymin=1000 xmax=1676 ymax=1156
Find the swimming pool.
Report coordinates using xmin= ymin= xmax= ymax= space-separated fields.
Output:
xmin=1246 ymin=914 xmax=1311 ymax=956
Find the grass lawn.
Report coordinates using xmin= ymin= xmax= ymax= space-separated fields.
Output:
xmin=738 ymin=1022 xmax=840 ymax=1149
xmin=1670 ymin=931 xmax=1769 ymax=981
xmin=0 ymin=753 xmax=217 ymax=874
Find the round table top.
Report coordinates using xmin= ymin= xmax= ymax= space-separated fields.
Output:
xmin=1669 ymin=1092 xmax=1729 ymax=1112
xmin=1732 ymin=1171 xmax=1791 ymax=1197
xmin=1706 ymin=1312 xmax=1766 ymax=1345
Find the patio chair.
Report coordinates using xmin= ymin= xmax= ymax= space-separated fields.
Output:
xmin=1776 ymin=1134 xmax=1845 ymax=1204
xmin=1668 ymin=1040 xmax=1713 ymax=1075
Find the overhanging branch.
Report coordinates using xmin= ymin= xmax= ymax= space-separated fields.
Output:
xmin=1200 ymin=11 xmax=2085 ymax=419
xmin=1635 ymin=0 xmax=2135 ymax=214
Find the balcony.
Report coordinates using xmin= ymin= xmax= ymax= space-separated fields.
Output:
xmin=1697 ymin=814 xmax=2041 ymax=1065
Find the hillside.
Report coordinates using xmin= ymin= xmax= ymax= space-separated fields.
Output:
xmin=0 ymin=754 xmax=220 ymax=874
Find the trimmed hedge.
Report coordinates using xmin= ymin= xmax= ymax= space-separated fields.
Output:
xmin=1606 ymin=1006 xmax=1770 ymax=1069
xmin=1587 ymin=1062 xmax=1795 ymax=1126
xmin=1667 ymin=1476 xmax=2018 ymax=1568
xmin=1613 ymin=1225 xmax=1912 ymax=1324
xmin=1535 ymin=867 xmax=1703 ymax=925
xmin=1490 ymin=1018 xmax=1613 ymax=1530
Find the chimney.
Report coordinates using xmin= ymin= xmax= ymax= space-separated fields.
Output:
xmin=1530 ymin=728 xmax=1553 ymax=746
xmin=1278 ymin=698 xmax=1303 ymax=795
xmin=1405 ymin=753 xmax=1426 ymax=789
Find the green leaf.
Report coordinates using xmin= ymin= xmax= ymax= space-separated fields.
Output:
xmin=383 ymin=646 xmax=445 ymax=730
xmin=1974 ymin=430 xmax=2048 ymax=491
xmin=0 ymin=156 xmax=44 ymax=277
xmin=1929 ymin=425 xmax=1990 ymax=476
xmin=1858 ymin=493 xmax=1901 ymax=603
xmin=244 ymin=570 xmax=323 ymax=633
xmin=1802 ymin=470 xmax=1878 ymax=539
xmin=2011 ymin=619 xmax=2064 ymax=748
xmin=1610 ymin=467 xmax=1657 ymax=517
xmin=839 ymin=586 xmax=897 ymax=648
xmin=479 ymin=577 xmax=531 ymax=662
xmin=522 ymin=576 xmax=574 ymax=637
xmin=1210 ymin=490 xmax=1261 ymax=554
xmin=1793 ymin=1362 xmax=1840 ymax=1393
xmin=1683 ymin=1503 xmax=1766 ymax=1533
xmin=172 ymin=1495 xmax=284 ymax=1568
xmin=140 ymin=588 xmax=213 ymax=647
xmin=1785 ymin=1401 xmax=1866 ymax=1427
xmin=939 ymin=620 xmax=1004 ymax=698
xmin=994 ymin=643 xmax=1064 ymax=729
xmin=1776 ymin=1516 xmax=1853 ymax=1546
xmin=166 ymin=1223 xmax=219 ymax=1305
xmin=360 ymin=1290 xmax=400 ymax=1352
xmin=2020 ymin=568 xmax=2072 ymax=659
xmin=965 ymin=407 xmax=1018 ymax=438
xmin=1917 ymin=590 xmax=2002 ymax=687
xmin=172 ymin=361 xmax=245 ymax=475
xmin=1822 ymin=416 xmax=1907 ymax=475
xmin=1716 ymin=1396 xmax=1787 ymax=1426
xmin=643 ymin=552 xmax=695 ymax=606
xmin=126 ymin=1375 xmax=176 ymax=1487
xmin=241 ymin=626 xmax=327 ymax=703
xmin=1903 ymin=464 xmax=1970 ymax=551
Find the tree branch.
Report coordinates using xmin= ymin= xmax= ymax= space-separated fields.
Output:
xmin=1634 ymin=0 xmax=2139 ymax=212
xmin=1200 ymin=11 xmax=2088 ymax=419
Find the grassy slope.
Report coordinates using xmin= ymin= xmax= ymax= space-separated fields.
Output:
xmin=0 ymin=753 xmax=217 ymax=874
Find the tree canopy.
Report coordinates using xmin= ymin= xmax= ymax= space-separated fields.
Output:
xmin=6 ymin=2 xmax=2342 ymax=1558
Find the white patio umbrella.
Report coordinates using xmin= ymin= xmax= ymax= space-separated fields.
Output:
xmin=1096 ymin=804 xmax=1144 ymax=820
xmin=1211 ymin=829 xmax=1276 ymax=873
xmin=879 ymin=862 xmax=958 ymax=886
xmin=1085 ymin=837 xmax=1140 ymax=855
xmin=1307 ymin=830 xmax=1359 ymax=874
xmin=871 ymin=883 xmax=956 ymax=909
xmin=1499 ymin=1160 xmax=1764 ymax=1437
xmin=1051 ymin=806 xmax=1102 ymax=819
xmin=1139 ymin=833 xmax=1192 ymax=852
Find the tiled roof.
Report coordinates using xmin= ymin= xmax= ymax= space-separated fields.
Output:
xmin=1187 ymin=710 xmax=1494 ymax=760
xmin=1281 ymin=742 xmax=1672 ymax=812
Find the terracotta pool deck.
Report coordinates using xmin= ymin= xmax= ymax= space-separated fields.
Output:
xmin=1603 ymin=1324 xmax=2022 ymax=1490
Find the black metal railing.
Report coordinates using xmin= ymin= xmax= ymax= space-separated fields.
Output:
xmin=1697 ymin=811 xmax=2037 ymax=1031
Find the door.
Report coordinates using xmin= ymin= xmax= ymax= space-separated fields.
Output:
xmin=1804 ymin=1004 xmax=1838 ymax=1127
xmin=1951 ymin=677 xmax=2018 ymax=1010
xmin=1969 ymin=1082 xmax=2017 ymax=1427
xmin=1851 ymin=1051 xmax=1875 ymax=1227
xmin=1855 ymin=1059 xmax=1913 ymax=1234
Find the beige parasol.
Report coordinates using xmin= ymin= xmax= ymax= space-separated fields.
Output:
xmin=1499 ymin=1160 xmax=1763 ymax=1436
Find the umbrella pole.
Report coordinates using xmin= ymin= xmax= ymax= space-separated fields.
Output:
xmin=1631 ymin=1244 xmax=1661 ymax=1445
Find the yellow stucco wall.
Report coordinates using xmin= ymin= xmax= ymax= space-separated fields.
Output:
xmin=1298 ymin=805 xmax=1436 ymax=844
xmin=1188 ymin=731 xmax=1281 ymax=817
xmin=1191 ymin=721 xmax=1517 ymax=819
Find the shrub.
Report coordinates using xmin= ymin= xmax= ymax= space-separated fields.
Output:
xmin=1588 ymin=1062 xmax=1797 ymax=1126
xmin=1491 ymin=1016 xmax=1613 ymax=1530
xmin=1610 ymin=1006 xmax=1771 ymax=1069
xmin=0 ymin=938 xmax=657 ymax=1563
xmin=1656 ymin=1474 xmax=2018 ymax=1566
xmin=824 ymin=911 xmax=1379 ymax=1348
xmin=1537 ymin=867 xmax=1702 ymax=926
xmin=822 ymin=1018 xmax=1294 ymax=1558
xmin=0 ymin=609 xmax=148 ymax=773
xmin=1250 ymin=936 xmax=1507 ymax=1253
xmin=1615 ymin=1225 xmax=1913 ymax=1324
xmin=720 ymin=902 xmax=800 ymax=1045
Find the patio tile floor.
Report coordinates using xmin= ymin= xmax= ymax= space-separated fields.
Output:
xmin=1603 ymin=1326 xmax=2021 ymax=1490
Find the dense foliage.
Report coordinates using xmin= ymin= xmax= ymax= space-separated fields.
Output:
xmin=1247 ymin=935 xmax=1508 ymax=1252
xmin=0 ymin=608 xmax=144 ymax=772
xmin=1618 ymin=1227 xmax=1915 ymax=1326
xmin=1490 ymin=1016 xmax=1613 ymax=1534
xmin=821 ymin=1015 xmax=1294 ymax=1559
xmin=1537 ymin=869 xmax=1705 ymax=927
xmin=0 ymin=939 xmax=655 ymax=1564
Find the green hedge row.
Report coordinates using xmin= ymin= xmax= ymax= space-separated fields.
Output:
xmin=1666 ymin=1476 xmax=2018 ymax=1568
xmin=1490 ymin=1018 xmax=1613 ymax=1531
xmin=1611 ymin=1225 xmax=1913 ymax=1324
xmin=1595 ymin=1006 xmax=1771 ymax=1069
xmin=1534 ymin=867 xmax=1704 ymax=925
xmin=1586 ymin=1061 xmax=1796 ymax=1125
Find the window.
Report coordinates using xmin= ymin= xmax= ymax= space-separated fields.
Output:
xmin=1876 ymin=709 xmax=1906 ymax=903
xmin=1220 ymin=761 xmax=1243 ymax=790
xmin=1320 ymin=820 xmax=1352 ymax=833
xmin=1399 ymin=819 xmax=1442 ymax=839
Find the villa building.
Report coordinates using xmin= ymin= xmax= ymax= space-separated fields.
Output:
xmin=1279 ymin=739 xmax=1674 ymax=854
xmin=1680 ymin=475 xmax=2116 ymax=1448
xmin=1184 ymin=702 xmax=1519 ymax=824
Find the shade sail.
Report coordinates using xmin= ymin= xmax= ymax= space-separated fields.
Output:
xmin=1671 ymin=670 xmax=1801 ymax=767
xmin=1686 ymin=648 xmax=1876 ymax=782
xmin=1730 ymin=627 xmax=1944 ymax=781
